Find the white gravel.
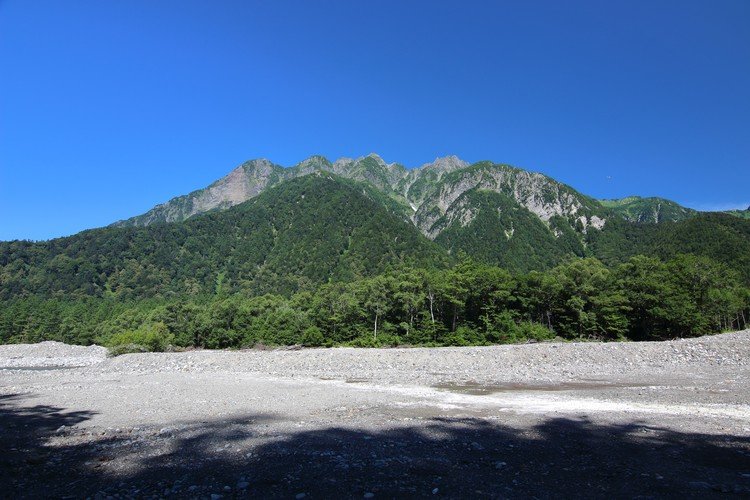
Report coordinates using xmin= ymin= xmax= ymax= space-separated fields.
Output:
xmin=0 ymin=340 xmax=108 ymax=368
xmin=92 ymin=329 xmax=749 ymax=385
xmin=2 ymin=331 xmax=749 ymax=498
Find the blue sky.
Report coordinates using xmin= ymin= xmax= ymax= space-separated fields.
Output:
xmin=1 ymin=0 xmax=748 ymax=240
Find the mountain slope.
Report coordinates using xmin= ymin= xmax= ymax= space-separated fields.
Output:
xmin=600 ymin=196 xmax=697 ymax=223
xmin=724 ymin=206 xmax=750 ymax=220
xmin=587 ymin=212 xmax=750 ymax=283
xmin=0 ymin=174 xmax=446 ymax=299
xmin=113 ymin=154 xmax=413 ymax=228
xmin=115 ymin=159 xmax=288 ymax=227
xmin=432 ymin=189 xmax=586 ymax=271
xmin=11 ymin=152 xmax=749 ymax=289
xmin=414 ymin=161 xmax=606 ymax=240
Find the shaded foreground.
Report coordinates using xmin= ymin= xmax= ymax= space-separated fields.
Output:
xmin=2 ymin=395 xmax=749 ymax=499
xmin=1 ymin=333 xmax=750 ymax=498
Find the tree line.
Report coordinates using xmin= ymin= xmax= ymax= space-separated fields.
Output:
xmin=1 ymin=253 xmax=747 ymax=351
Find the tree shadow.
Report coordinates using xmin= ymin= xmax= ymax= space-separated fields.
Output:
xmin=2 ymin=393 xmax=749 ymax=498
xmin=0 ymin=393 xmax=98 ymax=493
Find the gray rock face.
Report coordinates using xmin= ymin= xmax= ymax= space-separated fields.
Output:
xmin=412 ymin=163 xmax=604 ymax=238
xmin=113 ymin=159 xmax=285 ymax=227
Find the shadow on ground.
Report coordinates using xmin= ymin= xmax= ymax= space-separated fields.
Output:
xmin=1 ymin=393 xmax=749 ymax=498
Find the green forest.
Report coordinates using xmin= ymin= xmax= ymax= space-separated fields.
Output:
xmin=2 ymin=255 xmax=747 ymax=352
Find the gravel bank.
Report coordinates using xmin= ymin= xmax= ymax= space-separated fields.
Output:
xmin=1 ymin=331 xmax=749 ymax=498
xmin=95 ymin=329 xmax=749 ymax=384
xmin=0 ymin=341 xmax=108 ymax=369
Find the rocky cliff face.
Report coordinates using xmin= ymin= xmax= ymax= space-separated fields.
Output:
xmin=114 ymin=159 xmax=285 ymax=227
xmin=412 ymin=162 xmax=605 ymax=238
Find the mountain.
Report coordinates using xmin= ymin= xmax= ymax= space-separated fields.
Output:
xmin=0 ymin=174 xmax=445 ymax=299
xmin=600 ymin=196 xmax=696 ymax=223
xmin=112 ymin=154 xmax=406 ymax=228
xmin=431 ymin=188 xmax=587 ymax=272
xmin=587 ymin=211 xmax=750 ymax=283
xmin=115 ymin=154 xmax=610 ymax=248
xmin=113 ymin=154 xmax=627 ymax=278
xmin=4 ymin=154 xmax=750 ymax=302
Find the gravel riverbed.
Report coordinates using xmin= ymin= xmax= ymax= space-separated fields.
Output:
xmin=2 ymin=332 xmax=749 ymax=498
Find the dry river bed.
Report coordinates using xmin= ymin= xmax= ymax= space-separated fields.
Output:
xmin=1 ymin=331 xmax=749 ymax=499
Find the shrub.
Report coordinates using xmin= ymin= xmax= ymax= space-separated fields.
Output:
xmin=105 ymin=321 xmax=174 ymax=352
xmin=516 ymin=322 xmax=555 ymax=342
xmin=108 ymin=343 xmax=149 ymax=357
xmin=301 ymin=326 xmax=324 ymax=347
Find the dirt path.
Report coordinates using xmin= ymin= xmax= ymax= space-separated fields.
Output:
xmin=1 ymin=332 xmax=749 ymax=498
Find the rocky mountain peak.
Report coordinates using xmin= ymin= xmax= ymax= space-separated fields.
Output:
xmin=293 ymin=155 xmax=332 ymax=175
xmin=419 ymin=155 xmax=469 ymax=173
xmin=300 ymin=155 xmax=331 ymax=166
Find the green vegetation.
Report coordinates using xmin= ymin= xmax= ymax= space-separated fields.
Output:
xmin=724 ymin=206 xmax=750 ymax=220
xmin=0 ymin=174 xmax=446 ymax=300
xmin=1 ymin=256 xmax=747 ymax=351
xmin=588 ymin=213 xmax=750 ymax=284
xmin=600 ymin=196 xmax=696 ymax=223
xmin=433 ymin=189 xmax=585 ymax=272
xmin=2 ymin=168 xmax=749 ymax=353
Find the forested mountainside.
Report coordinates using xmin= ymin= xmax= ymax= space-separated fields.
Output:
xmin=111 ymin=154 xmax=748 ymax=268
xmin=2 ymin=156 xmax=749 ymax=350
xmin=5 ymin=171 xmax=749 ymax=301
xmin=0 ymin=174 xmax=445 ymax=299
xmin=587 ymin=213 xmax=750 ymax=284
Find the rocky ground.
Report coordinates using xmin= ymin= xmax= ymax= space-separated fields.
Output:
xmin=1 ymin=332 xmax=749 ymax=499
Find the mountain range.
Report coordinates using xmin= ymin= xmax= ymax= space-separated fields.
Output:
xmin=114 ymin=153 xmax=747 ymax=230
xmin=2 ymin=154 xmax=749 ymax=300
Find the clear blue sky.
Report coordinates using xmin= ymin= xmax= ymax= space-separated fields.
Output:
xmin=1 ymin=0 xmax=748 ymax=241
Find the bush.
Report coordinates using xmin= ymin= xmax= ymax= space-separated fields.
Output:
xmin=516 ymin=322 xmax=555 ymax=342
xmin=443 ymin=326 xmax=485 ymax=346
xmin=108 ymin=343 xmax=149 ymax=357
xmin=374 ymin=333 xmax=402 ymax=347
xmin=346 ymin=336 xmax=380 ymax=347
xmin=301 ymin=326 xmax=324 ymax=347
xmin=105 ymin=321 xmax=174 ymax=352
